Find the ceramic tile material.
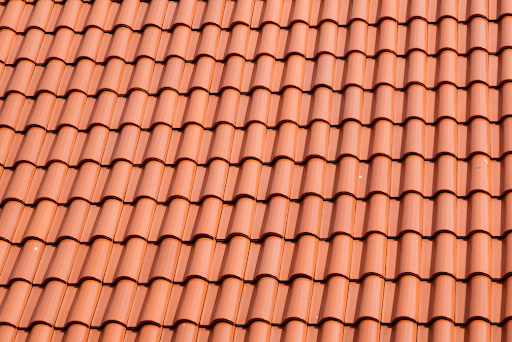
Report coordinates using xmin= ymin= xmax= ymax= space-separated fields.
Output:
xmin=1 ymin=0 xmax=512 ymax=341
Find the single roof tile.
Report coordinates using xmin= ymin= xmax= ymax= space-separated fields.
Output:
xmin=0 ymin=1 xmax=25 ymax=32
xmin=26 ymin=0 xmax=54 ymax=32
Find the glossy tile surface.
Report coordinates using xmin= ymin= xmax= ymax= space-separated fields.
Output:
xmin=0 ymin=0 xmax=511 ymax=341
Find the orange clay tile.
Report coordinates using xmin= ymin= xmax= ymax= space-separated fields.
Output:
xmin=0 ymin=1 xmax=512 ymax=341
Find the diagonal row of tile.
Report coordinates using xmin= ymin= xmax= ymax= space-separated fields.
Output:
xmin=3 ymin=48 xmax=512 ymax=98
xmin=1 ymin=192 xmax=512 ymax=243
xmin=2 ymin=230 xmax=512 ymax=285
xmin=3 ymin=84 xmax=512 ymax=133
xmin=1 ymin=153 xmax=512 ymax=205
xmin=1 ymin=318 xmax=510 ymax=342
xmin=1 ymin=273 xmax=512 ymax=328
xmin=4 ymin=116 xmax=512 ymax=169
xmin=4 ymin=16 xmax=512 ymax=68
xmin=1 ymin=0 xmax=512 ymax=35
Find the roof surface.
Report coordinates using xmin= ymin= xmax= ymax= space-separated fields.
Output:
xmin=0 ymin=0 xmax=510 ymax=341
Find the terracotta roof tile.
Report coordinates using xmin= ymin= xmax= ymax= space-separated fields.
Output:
xmin=1 ymin=0 xmax=512 ymax=341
